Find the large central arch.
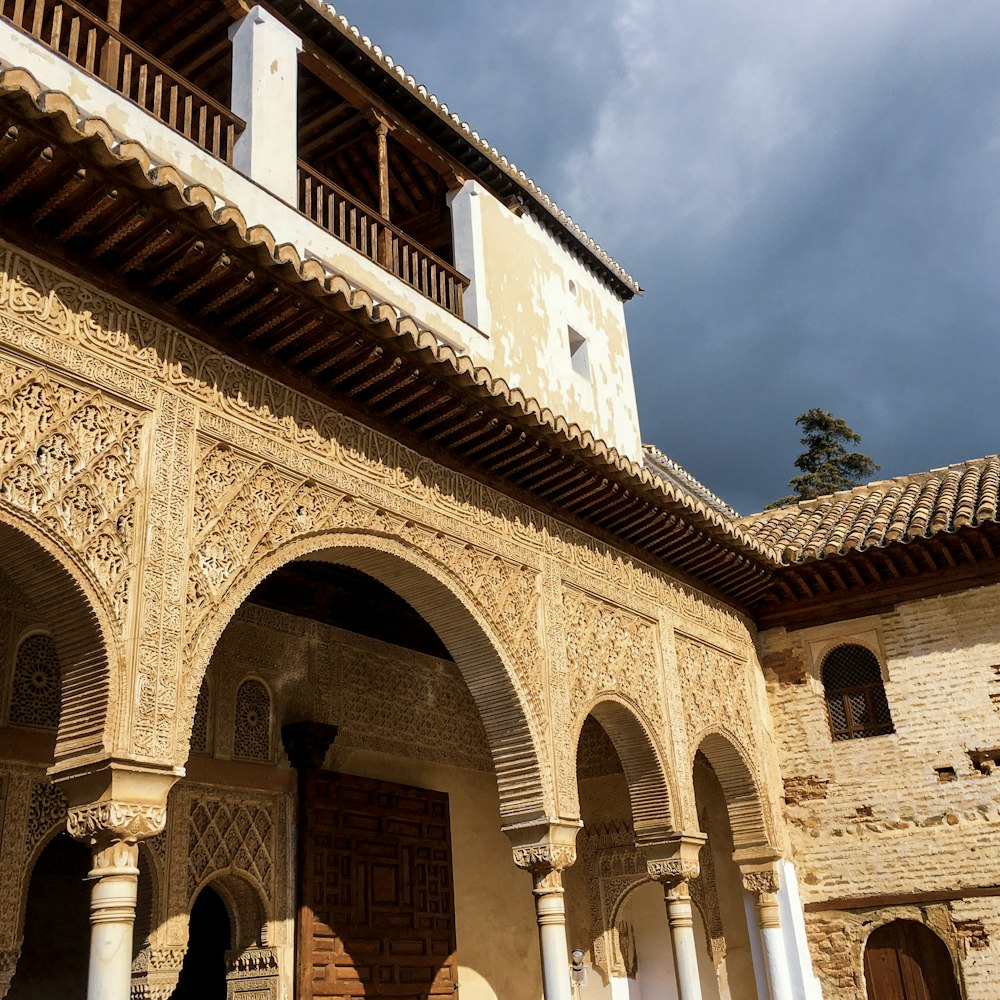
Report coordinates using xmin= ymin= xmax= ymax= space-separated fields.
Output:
xmin=181 ymin=531 xmax=551 ymax=826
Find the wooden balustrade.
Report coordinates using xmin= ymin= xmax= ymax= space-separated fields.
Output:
xmin=0 ymin=0 xmax=243 ymax=162
xmin=299 ymin=160 xmax=469 ymax=319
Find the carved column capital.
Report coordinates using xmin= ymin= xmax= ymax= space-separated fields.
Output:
xmin=505 ymin=819 xmax=581 ymax=893
xmin=734 ymin=849 xmax=782 ymax=896
xmin=67 ymin=801 xmax=167 ymax=848
xmin=645 ymin=831 xmax=707 ymax=889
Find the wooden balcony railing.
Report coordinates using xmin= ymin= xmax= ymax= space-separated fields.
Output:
xmin=299 ymin=161 xmax=469 ymax=320
xmin=0 ymin=0 xmax=243 ymax=163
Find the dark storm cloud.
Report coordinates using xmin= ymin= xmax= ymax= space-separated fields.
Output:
xmin=329 ymin=1 xmax=1000 ymax=513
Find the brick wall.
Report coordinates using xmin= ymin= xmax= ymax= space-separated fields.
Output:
xmin=758 ymin=581 xmax=1000 ymax=998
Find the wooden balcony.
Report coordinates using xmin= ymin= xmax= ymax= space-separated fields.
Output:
xmin=299 ymin=161 xmax=469 ymax=320
xmin=0 ymin=0 xmax=243 ymax=162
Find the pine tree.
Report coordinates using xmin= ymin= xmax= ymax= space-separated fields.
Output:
xmin=768 ymin=408 xmax=879 ymax=509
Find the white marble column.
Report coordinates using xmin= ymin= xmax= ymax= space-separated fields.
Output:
xmin=86 ymin=838 xmax=140 ymax=1000
xmin=665 ymin=883 xmax=705 ymax=1000
xmin=229 ymin=5 xmax=303 ymax=203
xmin=742 ymin=867 xmax=794 ymax=1000
xmin=646 ymin=831 xmax=707 ymax=1000
xmin=67 ymin=801 xmax=168 ymax=1000
xmin=508 ymin=822 xmax=581 ymax=1000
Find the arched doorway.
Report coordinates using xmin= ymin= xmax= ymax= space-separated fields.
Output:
xmin=172 ymin=885 xmax=231 ymax=1000
xmin=174 ymin=548 xmax=547 ymax=1000
xmin=8 ymin=833 xmax=91 ymax=1000
xmin=864 ymin=920 xmax=961 ymax=1000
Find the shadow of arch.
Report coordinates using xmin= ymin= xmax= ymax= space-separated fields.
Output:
xmin=181 ymin=532 xmax=550 ymax=826
xmin=191 ymin=871 xmax=269 ymax=952
xmin=0 ymin=514 xmax=117 ymax=768
xmin=696 ymin=730 xmax=772 ymax=853
xmin=579 ymin=696 xmax=676 ymax=842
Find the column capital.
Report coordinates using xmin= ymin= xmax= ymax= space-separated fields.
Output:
xmin=645 ymin=831 xmax=707 ymax=888
xmin=505 ymin=819 xmax=581 ymax=879
xmin=67 ymin=801 xmax=166 ymax=848
xmin=734 ymin=849 xmax=783 ymax=895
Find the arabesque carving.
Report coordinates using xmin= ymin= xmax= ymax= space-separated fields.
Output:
xmin=564 ymin=586 xmax=663 ymax=725
xmin=24 ymin=780 xmax=66 ymax=851
xmin=67 ymin=802 xmax=167 ymax=844
xmin=187 ymin=794 xmax=274 ymax=899
xmin=0 ymin=358 xmax=143 ymax=622
xmin=674 ymin=635 xmax=755 ymax=747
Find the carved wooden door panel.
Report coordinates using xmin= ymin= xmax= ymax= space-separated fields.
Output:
xmin=300 ymin=771 xmax=458 ymax=999
xmin=863 ymin=920 xmax=961 ymax=1000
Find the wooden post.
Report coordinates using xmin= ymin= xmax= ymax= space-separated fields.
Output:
xmin=367 ymin=111 xmax=395 ymax=268
xmin=101 ymin=0 xmax=122 ymax=86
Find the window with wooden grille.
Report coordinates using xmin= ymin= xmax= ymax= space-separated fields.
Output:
xmin=821 ymin=644 xmax=894 ymax=741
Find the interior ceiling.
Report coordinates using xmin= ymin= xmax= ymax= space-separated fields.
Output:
xmin=247 ymin=561 xmax=453 ymax=661
xmin=116 ymin=0 xmax=453 ymax=259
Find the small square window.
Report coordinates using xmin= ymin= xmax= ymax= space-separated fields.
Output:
xmin=568 ymin=327 xmax=590 ymax=379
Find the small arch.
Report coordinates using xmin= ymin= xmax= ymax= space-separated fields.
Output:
xmin=821 ymin=644 xmax=894 ymax=741
xmin=863 ymin=920 xmax=960 ymax=1000
xmin=0 ymin=515 xmax=117 ymax=766
xmin=578 ymin=697 xmax=675 ymax=840
xmin=233 ymin=677 xmax=272 ymax=762
xmin=172 ymin=884 xmax=231 ymax=1000
xmin=696 ymin=730 xmax=772 ymax=854
xmin=181 ymin=532 xmax=549 ymax=826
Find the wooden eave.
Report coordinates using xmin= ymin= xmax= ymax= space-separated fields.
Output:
xmin=753 ymin=522 xmax=1000 ymax=630
xmin=0 ymin=78 xmax=772 ymax=608
xmin=265 ymin=0 xmax=639 ymax=300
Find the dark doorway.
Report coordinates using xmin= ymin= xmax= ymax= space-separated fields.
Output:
xmin=9 ymin=832 xmax=91 ymax=1000
xmin=171 ymin=885 xmax=232 ymax=1000
xmin=864 ymin=920 xmax=961 ymax=1000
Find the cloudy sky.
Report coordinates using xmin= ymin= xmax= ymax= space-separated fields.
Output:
xmin=330 ymin=1 xmax=1000 ymax=514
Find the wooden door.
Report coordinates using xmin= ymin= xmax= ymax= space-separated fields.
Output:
xmin=300 ymin=771 xmax=459 ymax=999
xmin=864 ymin=920 xmax=961 ymax=1000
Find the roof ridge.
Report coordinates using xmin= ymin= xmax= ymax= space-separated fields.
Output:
xmin=298 ymin=0 xmax=641 ymax=295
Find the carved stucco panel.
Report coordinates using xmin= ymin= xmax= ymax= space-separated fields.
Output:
xmin=563 ymin=585 xmax=664 ymax=729
xmin=0 ymin=356 xmax=144 ymax=626
xmin=674 ymin=635 xmax=756 ymax=751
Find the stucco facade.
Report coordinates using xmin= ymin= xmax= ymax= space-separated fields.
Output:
xmin=0 ymin=3 xmax=995 ymax=1000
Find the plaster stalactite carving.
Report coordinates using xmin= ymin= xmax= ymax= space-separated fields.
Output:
xmin=689 ymin=839 xmax=725 ymax=964
xmin=187 ymin=794 xmax=275 ymax=899
xmin=24 ymin=780 xmax=66 ymax=852
xmin=67 ymin=802 xmax=167 ymax=844
xmin=563 ymin=585 xmax=664 ymax=726
xmin=582 ymin=821 xmax=649 ymax=984
xmin=0 ymin=359 xmax=143 ymax=624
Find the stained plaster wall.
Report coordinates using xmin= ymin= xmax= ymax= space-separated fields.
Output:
xmin=0 ymin=22 xmax=642 ymax=461
xmin=757 ymin=582 xmax=1000 ymax=998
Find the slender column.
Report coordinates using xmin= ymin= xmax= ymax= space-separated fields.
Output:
xmin=742 ymin=867 xmax=794 ymax=1000
xmin=665 ymin=884 xmax=703 ymax=1000
xmin=229 ymin=6 xmax=303 ymax=203
xmin=508 ymin=822 xmax=581 ymax=1000
xmin=646 ymin=831 xmax=707 ymax=1000
xmin=373 ymin=115 xmax=392 ymax=222
xmin=67 ymin=801 xmax=167 ymax=1000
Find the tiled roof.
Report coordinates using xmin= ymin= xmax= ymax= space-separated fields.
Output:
xmin=643 ymin=445 xmax=739 ymax=518
xmin=287 ymin=0 xmax=641 ymax=296
xmin=740 ymin=455 xmax=1000 ymax=562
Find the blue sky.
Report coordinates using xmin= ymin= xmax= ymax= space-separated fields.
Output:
xmin=329 ymin=1 xmax=1000 ymax=513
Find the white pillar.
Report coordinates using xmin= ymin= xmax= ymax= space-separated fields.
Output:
xmin=532 ymin=868 xmax=573 ymax=1000
xmin=86 ymin=839 xmax=139 ymax=1000
xmin=754 ymin=892 xmax=794 ymax=1000
xmin=665 ymin=885 xmax=704 ymax=1000
xmin=229 ymin=5 xmax=302 ymax=204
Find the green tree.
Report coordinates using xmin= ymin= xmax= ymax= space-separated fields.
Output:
xmin=768 ymin=408 xmax=879 ymax=508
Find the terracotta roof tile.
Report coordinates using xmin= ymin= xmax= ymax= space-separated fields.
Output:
xmin=740 ymin=454 xmax=1000 ymax=562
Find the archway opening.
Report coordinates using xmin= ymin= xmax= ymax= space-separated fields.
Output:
xmin=9 ymin=832 xmax=90 ymax=1000
xmin=693 ymin=750 xmax=757 ymax=1000
xmin=172 ymin=885 xmax=231 ymax=1000
xmin=864 ymin=920 xmax=961 ymax=1000
xmin=178 ymin=547 xmax=546 ymax=1000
